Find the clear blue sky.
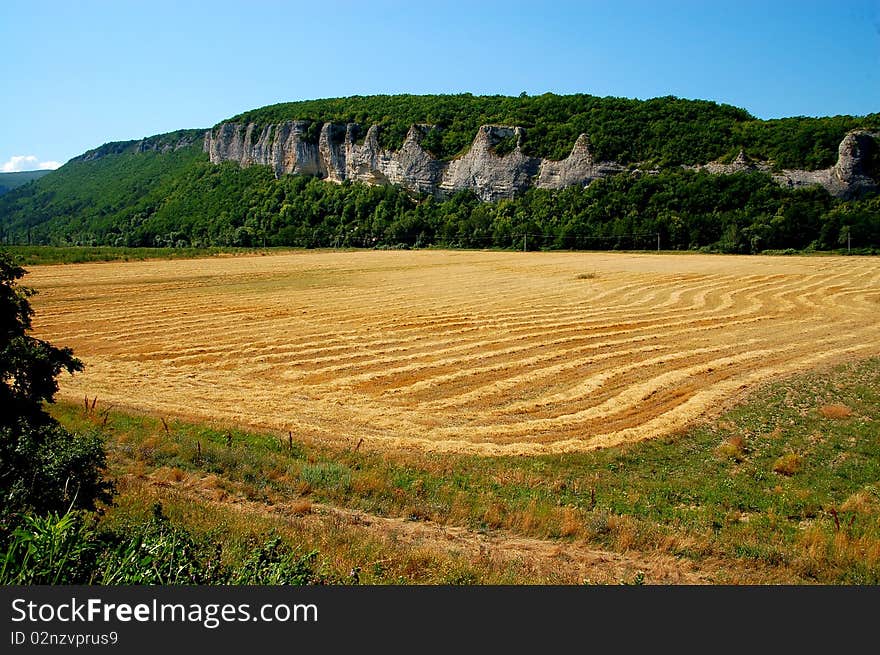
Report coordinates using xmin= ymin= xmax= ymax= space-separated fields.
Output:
xmin=2 ymin=0 xmax=879 ymax=171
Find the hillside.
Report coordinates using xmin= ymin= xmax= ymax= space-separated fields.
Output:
xmin=0 ymin=93 xmax=878 ymax=253
xmin=0 ymin=169 xmax=52 ymax=196
xmin=224 ymin=93 xmax=879 ymax=169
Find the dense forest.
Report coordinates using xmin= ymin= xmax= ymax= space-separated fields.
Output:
xmin=1 ymin=94 xmax=878 ymax=253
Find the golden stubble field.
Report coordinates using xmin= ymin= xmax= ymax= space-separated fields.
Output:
xmin=25 ymin=250 xmax=880 ymax=455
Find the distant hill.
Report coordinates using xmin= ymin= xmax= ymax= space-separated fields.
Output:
xmin=0 ymin=169 xmax=52 ymax=196
xmin=0 ymin=93 xmax=877 ymax=253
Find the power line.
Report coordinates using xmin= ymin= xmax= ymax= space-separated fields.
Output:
xmin=513 ymin=231 xmax=659 ymax=239
xmin=511 ymin=231 xmax=662 ymax=251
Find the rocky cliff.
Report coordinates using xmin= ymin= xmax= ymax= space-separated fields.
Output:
xmin=204 ymin=122 xmax=877 ymax=201
xmin=205 ymin=122 xmax=623 ymax=201
xmin=691 ymin=131 xmax=878 ymax=199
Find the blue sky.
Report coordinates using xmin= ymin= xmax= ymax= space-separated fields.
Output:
xmin=2 ymin=0 xmax=879 ymax=171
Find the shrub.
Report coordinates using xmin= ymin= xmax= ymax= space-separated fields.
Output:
xmin=0 ymin=251 xmax=113 ymax=535
xmin=715 ymin=436 xmax=747 ymax=461
xmin=773 ymin=453 xmax=803 ymax=476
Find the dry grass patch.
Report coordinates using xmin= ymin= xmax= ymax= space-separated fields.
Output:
xmin=149 ymin=466 xmax=186 ymax=484
xmin=840 ymin=490 xmax=879 ymax=514
xmin=512 ymin=500 xmax=542 ymax=534
xmin=483 ymin=501 xmax=507 ymax=530
xmin=265 ymin=467 xmax=291 ymax=483
xmin=798 ymin=525 xmax=880 ymax=577
xmin=607 ymin=514 xmax=640 ymax=551
xmin=288 ymin=498 xmax=313 ymax=515
xmin=558 ymin=507 xmax=582 ymax=538
xmin=351 ymin=470 xmax=387 ymax=496
xmin=834 ymin=533 xmax=880 ymax=569
xmin=818 ymin=404 xmax=853 ymax=419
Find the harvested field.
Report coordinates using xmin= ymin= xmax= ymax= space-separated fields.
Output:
xmin=25 ymin=250 xmax=880 ymax=455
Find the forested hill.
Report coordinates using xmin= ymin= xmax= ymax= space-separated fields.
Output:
xmin=69 ymin=129 xmax=205 ymax=162
xmin=0 ymin=170 xmax=52 ymax=196
xmin=0 ymin=93 xmax=878 ymax=254
xmin=224 ymin=93 xmax=879 ymax=170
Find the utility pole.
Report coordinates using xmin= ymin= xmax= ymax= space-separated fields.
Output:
xmin=523 ymin=234 xmax=527 ymax=252
xmin=657 ymin=233 xmax=660 ymax=252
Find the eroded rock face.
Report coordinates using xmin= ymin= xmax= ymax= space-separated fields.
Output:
xmin=204 ymin=122 xmax=878 ymax=200
xmin=386 ymin=125 xmax=446 ymax=195
xmin=771 ymin=132 xmax=878 ymax=198
xmin=439 ymin=126 xmax=540 ymax=201
xmin=536 ymin=134 xmax=624 ymax=189
xmin=204 ymin=121 xmax=551 ymax=201
xmin=831 ymin=131 xmax=878 ymax=194
xmin=697 ymin=149 xmax=768 ymax=176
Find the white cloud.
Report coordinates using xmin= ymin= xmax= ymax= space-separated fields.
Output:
xmin=2 ymin=155 xmax=61 ymax=172
xmin=2 ymin=155 xmax=37 ymax=172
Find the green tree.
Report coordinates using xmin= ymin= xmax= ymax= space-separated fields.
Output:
xmin=0 ymin=252 xmax=113 ymax=532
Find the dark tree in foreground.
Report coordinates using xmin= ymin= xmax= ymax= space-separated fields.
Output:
xmin=0 ymin=251 xmax=112 ymax=531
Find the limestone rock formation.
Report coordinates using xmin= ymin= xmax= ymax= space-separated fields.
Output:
xmin=834 ymin=131 xmax=875 ymax=183
xmin=773 ymin=130 xmax=878 ymax=198
xmin=204 ymin=121 xmax=878 ymax=200
xmin=536 ymin=134 xmax=625 ymax=189
xmin=204 ymin=121 xmax=554 ymax=201
xmin=439 ymin=126 xmax=540 ymax=201
xmin=698 ymin=149 xmax=768 ymax=175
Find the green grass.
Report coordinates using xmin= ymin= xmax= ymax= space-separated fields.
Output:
xmin=55 ymin=356 xmax=880 ymax=584
xmin=1 ymin=245 xmax=298 ymax=266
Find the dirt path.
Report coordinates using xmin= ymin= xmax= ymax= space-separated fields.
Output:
xmin=141 ymin=470 xmax=712 ymax=585
xmin=308 ymin=503 xmax=710 ymax=585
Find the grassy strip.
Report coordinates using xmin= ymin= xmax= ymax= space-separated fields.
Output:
xmin=0 ymin=245 xmax=299 ymax=266
xmin=55 ymin=357 xmax=880 ymax=584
